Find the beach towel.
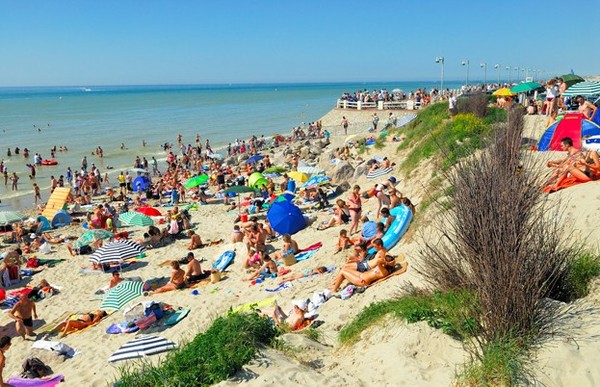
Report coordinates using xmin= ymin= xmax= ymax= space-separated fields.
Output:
xmin=231 ymin=296 xmax=277 ymax=313
xmin=7 ymin=375 xmax=64 ymax=387
xmin=298 ymin=242 xmax=322 ymax=253
xmin=295 ymin=250 xmax=318 ymax=262
xmin=36 ymin=259 xmax=66 ymax=268
xmin=36 ymin=312 xmax=72 ymax=334
xmin=106 ymin=321 xmax=139 ymax=334
xmin=0 ymin=295 xmax=20 ymax=309
xmin=367 ymin=167 xmax=393 ymax=179
xmin=265 ymin=281 xmax=294 ymax=293
xmin=367 ymin=260 xmax=409 ymax=288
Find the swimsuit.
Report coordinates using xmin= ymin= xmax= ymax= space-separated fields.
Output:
xmin=357 ymin=259 xmax=370 ymax=273
xmin=188 ymin=272 xmax=210 ymax=283
xmin=22 ymin=317 xmax=33 ymax=327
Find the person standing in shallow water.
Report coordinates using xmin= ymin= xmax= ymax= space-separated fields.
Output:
xmin=10 ymin=172 xmax=18 ymax=191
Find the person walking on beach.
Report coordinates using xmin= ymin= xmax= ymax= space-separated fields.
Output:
xmin=10 ymin=172 xmax=18 ymax=191
xmin=372 ymin=113 xmax=379 ymax=131
xmin=8 ymin=292 xmax=38 ymax=339
xmin=33 ymin=183 xmax=42 ymax=205
xmin=341 ymin=116 xmax=349 ymax=135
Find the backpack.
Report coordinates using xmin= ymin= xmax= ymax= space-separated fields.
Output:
xmin=22 ymin=357 xmax=53 ymax=379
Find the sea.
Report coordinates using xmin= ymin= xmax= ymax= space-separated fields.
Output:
xmin=0 ymin=81 xmax=463 ymax=210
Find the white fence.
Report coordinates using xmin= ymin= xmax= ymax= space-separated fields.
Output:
xmin=336 ymin=89 xmax=462 ymax=111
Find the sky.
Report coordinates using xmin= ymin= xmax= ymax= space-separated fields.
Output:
xmin=1 ymin=0 xmax=599 ymax=87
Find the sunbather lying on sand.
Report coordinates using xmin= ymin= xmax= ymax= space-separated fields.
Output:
xmin=53 ymin=310 xmax=108 ymax=337
xmin=149 ymin=261 xmax=186 ymax=294
xmin=278 ymin=266 xmax=328 ymax=284
xmin=272 ymin=299 xmax=310 ymax=331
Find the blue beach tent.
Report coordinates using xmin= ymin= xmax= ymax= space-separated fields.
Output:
xmin=51 ymin=210 xmax=73 ymax=228
xmin=37 ymin=216 xmax=52 ymax=232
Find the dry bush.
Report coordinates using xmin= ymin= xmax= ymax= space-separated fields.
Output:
xmin=457 ymin=92 xmax=488 ymax=118
xmin=416 ymin=106 xmax=576 ymax=345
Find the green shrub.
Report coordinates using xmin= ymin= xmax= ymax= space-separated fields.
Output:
xmin=550 ymin=250 xmax=600 ymax=302
xmin=116 ymin=312 xmax=279 ymax=387
xmin=339 ymin=290 xmax=479 ymax=344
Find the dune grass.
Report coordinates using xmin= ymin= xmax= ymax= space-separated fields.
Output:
xmin=550 ymin=250 xmax=600 ymax=302
xmin=339 ymin=290 xmax=479 ymax=344
xmin=115 ymin=312 xmax=278 ymax=387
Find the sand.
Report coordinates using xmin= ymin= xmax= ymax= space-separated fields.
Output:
xmin=1 ymin=110 xmax=600 ymax=386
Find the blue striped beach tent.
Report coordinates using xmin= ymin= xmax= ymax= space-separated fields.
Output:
xmin=108 ymin=335 xmax=177 ymax=363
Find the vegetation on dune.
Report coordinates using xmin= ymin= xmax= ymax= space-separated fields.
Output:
xmin=116 ymin=312 xmax=279 ymax=387
xmin=550 ymin=250 xmax=600 ymax=302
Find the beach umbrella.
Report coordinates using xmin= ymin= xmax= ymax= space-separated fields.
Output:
xmin=274 ymin=192 xmax=296 ymax=202
xmin=245 ymin=154 xmax=264 ymax=164
xmin=267 ymin=200 xmax=306 ymax=235
xmin=492 ymin=87 xmax=516 ymax=97
xmin=559 ymin=74 xmax=585 ymax=88
xmin=89 ymin=240 xmax=146 ymax=265
xmin=223 ymin=185 xmax=257 ymax=194
xmin=129 ymin=168 xmax=148 ymax=174
xmin=510 ymin=82 xmax=544 ymax=94
xmin=301 ymin=175 xmax=331 ymax=188
xmin=74 ymin=229 xmax=113 ymax=248
xmin=297 ymin=165 xmax=324 ymax=175
xmin=562 ymin=81 xmax=600 ymax=97
xmin=136 ymin=207 xmax=162 ymax=217
xmin=108 ymin=335 xmax=178 ymax=363
xmin=288 ymin=171 xmax=309 ymax=183
xmin=101 ymin=280 xmax=144 ymax=311
xmin=0 ymin=211 xmax=27 ymax=226
xmin=132 ymin=176 xmax=151 ymax=192
xmin=538 ymin=113 xmax=600 ymax=151
xmin=263 ymin=166 xmax=287 ymax=174
xmin=183 ymin=174 xmax=209 ymax=189
xmin=119 ymin=212 xmax=153 ymax=227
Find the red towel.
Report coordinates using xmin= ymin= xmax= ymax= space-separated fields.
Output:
xmin=299 ymin=242 xmax=322 ymax=253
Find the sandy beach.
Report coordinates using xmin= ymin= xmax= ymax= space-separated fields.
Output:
xmin=1 ymin=108 xmax=600 ymax=387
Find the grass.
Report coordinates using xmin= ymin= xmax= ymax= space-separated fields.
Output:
xmin=550 ymin=250 xmax=600 ymax=302
xmin=459 ymin=336 xmax=527 ymax=386
xmin=339 ymin=290 xmax=479 ymax=344
xmin=116 ymin=312 xmax=279 ymax=387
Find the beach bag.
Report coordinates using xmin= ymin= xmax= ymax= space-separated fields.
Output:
xmin=145 ymin=302 xmax=164 ymax=320
xmin=21 ymin=357 xmax=53 ymax=379
xmin=26 ymin=258 xmax=40 ymax=268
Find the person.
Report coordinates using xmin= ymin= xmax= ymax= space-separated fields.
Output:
xmin=184 ymin=252 xmax=210 ymax=283
xmin=117 ymin=172 xmax=126 ymax=195
xmin=379 ymin=207 xmax=395 ymax=232
xmin=448 ymin=93 xmax=457 ymax=116
xmin=576 ymin=95 xmax=598 ymax=121
xmin=272 ymin=299 xmax=309 ymax=331
xmin=319 ymin=199 xmax=350 ymax=230
xmin=359 ymin=216 xmax=378 ymax=245
xmin=10 ymin=172 xmax=18 ymax=191
xmin=334 ymin=229 xmax=352 ymax=254
xmin=109 ymin=271 xmax=123 ymax=289
xmin=8 ymin=292 xmax=38 ymax=339
xmin=53 ymin=310 xmax=107 ymax=337
xmin=33 ymin=183 xmax=42 ymax=205
xmin=373 ymin=182 xmax=391 ymax=216
xmin=245 ymin=254 xmax=277 ymax=281
xmin=230 ymin=225 xmax=244 ymax=243
xmin=278 ymin=266 xmax=328 ymax=284
xmin=341 ymin=116 xmax=349 ymax=135
xmin=372 ymin=113 xmax=379 ymax=131
xmin=186 ymin=230 xmax=203 ymax=250
xmin=330 ymin=239 xmax=393 ymax=292
xmin=149 ymin=261 xmax=185 ymax=294
xmin=272 ymin=234 xmax=299 ymax=262
xmin=347 ymin=185 xmax=362 ymax=235
xmin=546 ymin=137 xmax=589 ymax=183
xmin=0 ymin=336 xmax=13 ymax=387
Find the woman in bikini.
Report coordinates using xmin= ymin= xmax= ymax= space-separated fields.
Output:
xmin=319 ymin=199 xmax=350 ymax=230
xmin=54 ymin=310 xmax=108 ymax=337
xmin=149 ymin=261 xmax=186 ymax=294
xmin=272 ymin=234 xmax=299 ymax=262
xmin=348 ymin=185 xmax=362 ymax=235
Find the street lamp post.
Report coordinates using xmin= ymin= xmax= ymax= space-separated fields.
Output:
xmin=462 ymin=60 xmax=470 ymax=87
xmin=435 ymin=56 xmax=445 ymax=94
xmin=480 ymin=63 xmax=487 ymax=86
xmin=520 ymin=68 xmax=526 ymax=81
xmin=506 ymin=66 xmax=511 ymax=84
xmin=494 ymin=64 xmax=500 ymax=85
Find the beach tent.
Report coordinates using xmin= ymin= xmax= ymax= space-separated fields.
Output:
xmin=51 ymin=210 xmax=72 ymax=228
xmin=538 ymin=113 xmax=600 ymax=151
xmin=248 ymin=172 xmax=268 ymax=189
xmin=267 ymin=200 xmax=306 ymax=235
xmin=42 ymin=187 xmax=72 ymax=220
xmin=37 ymin=216 xmax=52 ymax=232
xmin=132 ymin=176 xmax=150 ymax=192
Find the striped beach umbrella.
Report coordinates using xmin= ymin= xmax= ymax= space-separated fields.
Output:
xmin=101 ymin=280 xmax=144 ymax=311
xmin=0 ymin=211 xmax=27 ymax=226
xmin=301 ymin=175 xmax=331 ymax=188
xmin=562 ymin=81 xmax=600 ymax=96
xmin=108 ymin=335 xmax=178 ymax=363
xmin=89 ymin=240 xmax=146 ymax=265
xmin=297 ymin=165 xmax=324 ymax=175
xmin=119 ymin=212 xmax=153 ymax=227
xmin=74 ymin=229 xmax=113 ymax=248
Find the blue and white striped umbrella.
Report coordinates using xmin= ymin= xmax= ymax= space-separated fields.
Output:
xmin=100 ymin=280 xmax=144 ymax=311
xmin=562 ymin=81 xmax=600 ymax=96
xmin=108 ymin=335 xmax=177 ymax=363
xmin=89 ymin=240 xmax=145 ymax=265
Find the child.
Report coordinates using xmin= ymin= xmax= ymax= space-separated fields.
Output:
xmin=278 ymin=266 xmax=329 ymax=284
xmin=245 ymin=254 xmax=277 ymax=281
xmin=334 ymin=229 xmax=352 ymax=254
xmin=231 ymin=225 xmax=244 ymax=243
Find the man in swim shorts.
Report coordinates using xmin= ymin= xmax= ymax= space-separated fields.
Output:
xmin=8 ymin=292 xmax=38 ymax=339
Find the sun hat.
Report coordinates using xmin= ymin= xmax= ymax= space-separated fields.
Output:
xmin=292 ymin=299 xmax=307 ymax=311
xmin=388 ymin=176 xmax=397 ymax=184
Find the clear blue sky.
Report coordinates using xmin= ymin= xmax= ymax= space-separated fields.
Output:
xmin=1 ymin=0 xmax=598 ymax=86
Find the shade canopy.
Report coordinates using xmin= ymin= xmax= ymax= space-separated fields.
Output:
xmin=74 ymin=229 xmax=113 ymax=248
xmin=119 ymin=212 xmax=153 ymax=227
xmin=559 ymin=74 xmax=585 ymax=88
xmin=89 ymin=240 xmax=146 ymax=265
xmin=0 ymin=211 xmax=26 ymax=226
xmin=510 ymin=82 xmax=544 ymax=93
xmin=538 ymin=113 xmax=600 ymax=151
xmin=245 ymin=154 xmax=265 ymax=164
xmin=287 ymin=171 xmax=309 ymax=183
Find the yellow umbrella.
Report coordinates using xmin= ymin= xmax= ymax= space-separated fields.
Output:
xmin=288 ymin=171 xmax=309 ymax=183
xmin=492 ymin=87 xmax=516 ymax=97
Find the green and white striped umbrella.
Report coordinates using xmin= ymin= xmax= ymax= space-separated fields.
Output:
xmin=562 ymin=81 xmax=600 ymax=96
xmin=0 ymin=211 xmax=27 ymax=226
xmin=119 ymin=212 xmax=153 ymax=227
xmin=101 ymin=280 xmax=144 ymax=311
xmin=74 ymin=229 xmax=113 ymax=248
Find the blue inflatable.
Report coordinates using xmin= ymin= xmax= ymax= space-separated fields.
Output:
xmin=368 ymin=205 xmax=413 ymax=254
xmin=213 ymin=250 xmax=235 ymax=272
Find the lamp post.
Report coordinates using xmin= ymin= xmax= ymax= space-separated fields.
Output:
xmin=480 ymin=63 xmax=487 ymax=86
xmin=435 ymin=56 xmax=445 ymax=93
xmin=462 ymin=60 xmax=470 ymax=87
xmin=506 ymin=66 xmax=511 ymax=84
xmin=494 ymin=64 xmax=500 ymax=85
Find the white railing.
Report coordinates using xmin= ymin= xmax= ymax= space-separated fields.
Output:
xmin=336 ymin=89 xmax=462 ymax=111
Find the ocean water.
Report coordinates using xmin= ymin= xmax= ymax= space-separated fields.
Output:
xmin=0 ymin=81 xmax=462 ymax=210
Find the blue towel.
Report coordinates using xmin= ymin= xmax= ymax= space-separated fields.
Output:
xmin=295 ymin=250 xmax=317 ymax=262
xmin=265 ymin=282 xmax=294 ymax=293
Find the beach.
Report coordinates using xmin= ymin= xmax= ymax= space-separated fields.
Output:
xmin=1 ymin=106 xmax=600 ymax=387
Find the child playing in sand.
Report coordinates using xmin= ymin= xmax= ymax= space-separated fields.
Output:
xmin=334 ymin=229 xmax=352 ymax=254
xmin=245 ymin=254 xmax=277 ymax=281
